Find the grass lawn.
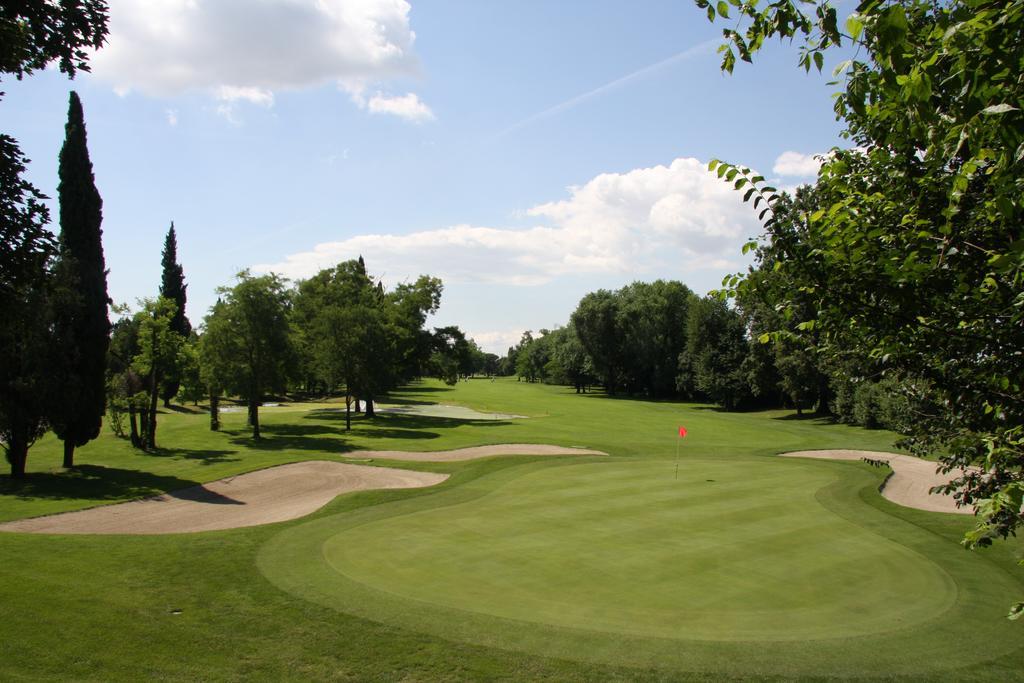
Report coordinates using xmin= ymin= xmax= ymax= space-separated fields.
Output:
xmin=1 ymin=378 xmax=1022 ymax=680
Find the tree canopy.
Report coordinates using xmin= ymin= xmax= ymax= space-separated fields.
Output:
xmin=203 ymin=272 xmax=294 ymax=440
xmin=0 ymin=0 xmax=108 ymax=83
xmin=698 ymin=0 xmax=1024 ymax=615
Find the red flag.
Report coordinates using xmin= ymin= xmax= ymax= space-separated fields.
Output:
xmin=678 ymin=426 xmax=687 ymax=438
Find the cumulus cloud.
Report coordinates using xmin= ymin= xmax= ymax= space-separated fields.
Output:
xmin=772 ymin=151 xmax=824 ymax=177
xmin=253 ymin=157 xmax=761 ymax=286
xmin=467 ymin=329 xmax=527 ymax=355
xmin=90 ymin=0 xmax=429 ymax=117
xmin=366 ymin=92 xmax=434 ymax=121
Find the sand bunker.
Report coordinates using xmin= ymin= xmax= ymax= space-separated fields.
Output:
xmin=342 ymin=443 xmax=607 ymax=462
xmin=312 ymin=403 xmax=527 ymax=420
xmin=0 ymin=462 xmax=448 ymax=535
xmin=0 ymin=445 xmax=603 ymax=535
xmin=375 ymin=403 xmax=527 ymax=420
xmin=781 ymin=450 xmax=974 ymax=515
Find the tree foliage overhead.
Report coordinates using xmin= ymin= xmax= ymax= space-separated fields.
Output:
xmin=49 ymin=90 xmax=109 ymax=469
xmin=0 ymin=0 xmax=108 ymax=85
xmin=698 ymin=0 xmax=1024 ymax=615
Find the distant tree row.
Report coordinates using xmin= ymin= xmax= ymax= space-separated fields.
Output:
xmin=501 ymin=271 xmax=909 ymax=425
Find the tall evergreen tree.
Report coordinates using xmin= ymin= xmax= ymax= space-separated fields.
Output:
xmin=50 ymin=90 xmax=110 ymax=469
xmin=159 ymin=222 xmax=190 ymax=405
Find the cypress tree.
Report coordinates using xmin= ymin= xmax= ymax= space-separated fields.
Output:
xmin=159 ymin=222 xmax=190 ymax=405
xmin=50 ymin=90 xmax=110 ymax=469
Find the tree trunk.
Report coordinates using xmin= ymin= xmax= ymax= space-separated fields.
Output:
xmin=62 ymin=440 xmax=75 ymax=469
xmin=128 ymin=404 xmax=141 ymax=448
xmin=162 ymin=396 xmax=171 ymax=408
xmin=7 ymin=430 xmax=27 ymax=478
xmin=147 ymin=371 xmax=159 ymax=450
xmin=209 ymin=391 xmax=220 ymax=431
xmin=345 ymin=395 xmax=351 ymax=431
xmin=249 ymin=396 xmax=260 ymax=440
xmin=354 ymin=397 xmax=361 ymax=413
xmin=365 ymin=393 xmax=375 ymax=418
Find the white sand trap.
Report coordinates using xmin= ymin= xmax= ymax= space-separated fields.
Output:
xmin=312 ymin=403 xmax=527 ymax=420
xmin=0 ymin=462 xmax=448 ymax=535
xmin=343 ymin=443 xmax=607 ymax=462
xmin=781 ymin=450 xmax=974 ymax=515
xmin=375 ymin=403 xmax=527 ymax=420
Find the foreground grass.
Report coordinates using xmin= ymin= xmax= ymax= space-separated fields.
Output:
xmin=1 ymin=379 xmax=1022 ymax=680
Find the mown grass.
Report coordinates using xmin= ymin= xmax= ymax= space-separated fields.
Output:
xmin=1 ymin=378 xmax=1022 ymax=681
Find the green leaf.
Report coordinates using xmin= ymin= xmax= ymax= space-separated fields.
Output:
xmin=845 ymin=13 xmax=864 ymax=41
xmin=982 ymin=104 xmax=1019 ymax=115
xmin=716 ymin=0 xmax=730 ymax=18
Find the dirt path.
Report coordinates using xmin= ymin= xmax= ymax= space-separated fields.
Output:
xmin=342 ymin=443 xmax=607 ymax=462
xmin=781 ymin=450 xmax=974 ymax=515
xmin=0 ymin=462 xmax=448 ymax=535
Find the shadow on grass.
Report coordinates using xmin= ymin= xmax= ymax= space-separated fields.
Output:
xmin=309 ymin=411 xmax=510 ymax=432
xmin=165 ymin=404 xmax=205 ymax=414
xmin=394 ymin=385 xmax=453 ymax=395
xmin=226 ymin=423 xmax=350 ymax=453
xmin=771 ymin=413 xmax=835 ymax=424
xmin=575 ymin=389 xmax=688 ymax=405
xmin=0 ymin=465 xmax=204 ymax=502
xmin=374 ymin=396 xmax=436 ymax=406
xmin=137 ymin=446 xmax=240 ymax=465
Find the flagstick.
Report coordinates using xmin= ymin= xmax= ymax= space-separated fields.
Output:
xmin=674 ymin=434 xmax=681 ymax=480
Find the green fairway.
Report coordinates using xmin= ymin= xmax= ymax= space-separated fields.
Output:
xmin=258 ymin=455 xmax=1020 ymax=676
xmin=2 ymin=379 xmax=1023 ymax=680
xmin=321 ymin=459 xmax=955 ymax=641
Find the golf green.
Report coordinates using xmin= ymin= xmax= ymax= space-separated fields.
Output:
xmin=258 ymin=455 xmax=1022 ymax=677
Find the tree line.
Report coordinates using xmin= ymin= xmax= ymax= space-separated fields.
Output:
xmin=500 ymin=275 xmax=903 ymax=424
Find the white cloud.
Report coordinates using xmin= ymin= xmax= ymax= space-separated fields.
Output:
xmin=467 ymin=329 xmax=527 ymax=355
xmin=253 ymin=157 xmax=761 ymax=287
xmin=366 ymin=92 xmax=434 ymax=121
xmin=165 ymin=109 xmax=178 ymax=126
xmin=90 ymin=0 xmax=427 ymax=115
xmin=772 ymin=151 xmax=823 ymax=177
xmin=216 ymin=85 xmax=275 ymax=107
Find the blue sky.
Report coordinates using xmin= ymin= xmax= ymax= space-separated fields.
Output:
xmin=4 ymin=1 xmax=845 ymax=353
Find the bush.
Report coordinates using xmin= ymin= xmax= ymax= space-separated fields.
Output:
xmin=853 ymin=382 xmax=884 ymax=429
